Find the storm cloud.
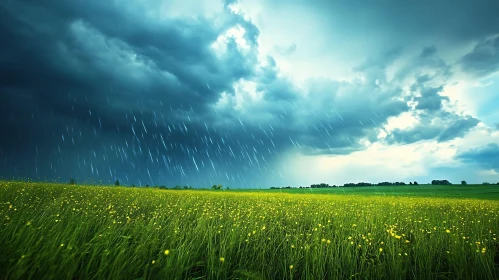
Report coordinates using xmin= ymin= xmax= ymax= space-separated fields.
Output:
xmin=457 ymin=143 xmax=499 ymax=173
xmin=1 ymin=0 xmax=498 ymax=187
xmin=460 ymin=35 xmax=499 ymax=78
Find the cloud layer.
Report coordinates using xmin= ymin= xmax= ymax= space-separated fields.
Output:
xmin=1 ymin=0 xmax=498 ymax=187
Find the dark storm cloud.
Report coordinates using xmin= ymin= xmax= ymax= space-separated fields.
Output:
xmin=301 ymin=81 xmax=408 ymax=153
xmin=414 ymin=85 xmax=449 ymax=111
xmin=1 ymin=1 xmax=210 ymax=124
xmin=221 ymin=44 xmax=425 ymax=156
xmin=382 ymin=44 xmax=480 ymax=145
xmin=0 ymin=0 xmax=492 ymax=187
xmin=1 ymin=0 xmax=346 ymax=187
xmin=386 ymin=126 xmax=441 ymax=145
xmin=460 ymin=35 xmax=499 ymax=78
xmin=386 ymin=109 xmax=480 ymax=145
xmin=353 ymin=47 xmax=403 ymax=73
xmin=385 ymin=58 xmax=479 ymax=145
xmin=457 ymin=143 xmax=499 ymax=172
xmin=0 ymin=0 xmax=271 ymax=186
xmin=437 ymin=117 xmax=480 ymax=143
xmin=395 ymin=46 xmax=452 ymax=83
xmin=419 ymin=46 xmax=438 ymax=59
xmin=221 ymin=48 xmax=411 ymax=155
xmin=386 ymin=112 xmax=480 ymax=145
xmin=1 ymin=0 xmax=258 ymax=116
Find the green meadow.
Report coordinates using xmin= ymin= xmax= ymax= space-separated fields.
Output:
xmin=1 ymin=181 xmax=498 ymax=279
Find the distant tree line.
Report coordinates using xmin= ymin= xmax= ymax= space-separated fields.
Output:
xmin=66 ymin=177 xmax=499 ymax=190
xmin=312 ymin=183 xmax=337 ymax=188
xmin=270 ymin=180 xmax=499 ymax=189
xmin=271 ymin=181 xmax=419 ymax=189
xmin=431 ymin=180 xmax=451 ymax=185
xmin=66 ymin=178 xmax=227 ymax=190
xmin=343 ymin=181 xmax=417 ymax=187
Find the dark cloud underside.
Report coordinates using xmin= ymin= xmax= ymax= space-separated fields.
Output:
xmin=460 ymin=35 xmax=499 ymax=77
xmin=457 ymin=143 xmax=499 ymax=172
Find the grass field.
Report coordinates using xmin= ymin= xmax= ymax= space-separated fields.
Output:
xmin=1 ymin=181 xmax=499 ymax=279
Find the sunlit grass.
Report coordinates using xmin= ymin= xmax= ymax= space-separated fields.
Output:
xmin=1 ymin=181 xmax=498 ymax=279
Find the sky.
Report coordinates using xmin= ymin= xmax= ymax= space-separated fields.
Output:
xmin=1 ymin=0 xmax=499 ymax=188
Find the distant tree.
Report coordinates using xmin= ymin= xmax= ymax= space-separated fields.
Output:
xmin=114 ymin=180 xmax=120 ymax=186
xmin=212 ymin=184 xmax=217 ymax=190
xmin=226 ymin=187 xmax=230 ymax=190
xmin=483 ymin=182 xmax=491 ymax=185
xmin=145 ymin=184 xmax=150 ymax=188
xmin=183 ymin=186 xmax=189 ymax=189
xmin=217 ymin=184 xmax=223 ymax=190
xmin=311 ymin=183 xmax=333 ymax=188
xmin=432 ymin=180 xmax=451 ymax=185
xmin=131 ymin=184 xmax=136 ymax=188
xmin=409 ymin=182 xmax=413 ymax=185
xmin=159 ymin=185 xmax=167 ymax=190
xmin=461 ymin=180 xmax=467 ymax=185
xmin=413 ymin=181 xmax=418 ymax=185
xmin=174 ymin=185 xmax=181 ymax=190
xmin=69 ymin=178 xmax=76 ymax=185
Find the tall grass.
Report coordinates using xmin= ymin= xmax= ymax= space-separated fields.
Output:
xmin=1 ymin=181 xmax=498 ymax=279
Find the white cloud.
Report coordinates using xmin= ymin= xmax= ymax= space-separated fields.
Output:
xmin=272 ymin=119 xmax=499 ymax=186
xmin=211 ymin=25 xmax=251 ymax=56
xmin=273 ymin=141 xmax=441 ymax=186
xmin=384 ymin=112 xmax=419 ymax=133
xmin=213 ymin=79 xmax=263 ymax=111
xmin=448 ymin=124 xmax=499 ymax=152
xmin=478 ymin=169 xmax=498 ymax=176
xmin=235 ymin=79 xmax=263 ymax=102
xmin=442 ymin=72 xmax=499 ymax=128
xmin=235 ymin=0 xmax=361 ymax=85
